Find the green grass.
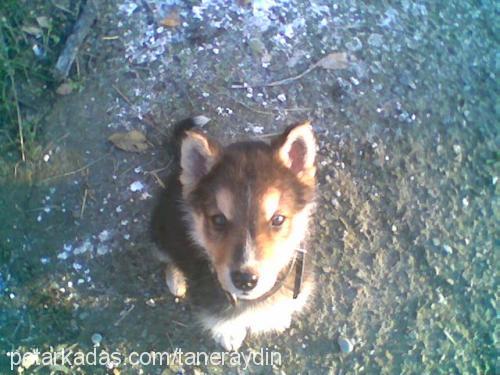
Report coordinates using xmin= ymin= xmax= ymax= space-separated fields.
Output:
xmin=0 ymin=0 xmax=72 ymax=164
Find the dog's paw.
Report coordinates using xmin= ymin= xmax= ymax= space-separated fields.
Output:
xmin=275 ymin=315 xmax=292 ymax=333
xmin=212 ymin=327 xmax=247 ymax=351
xmin=165 ymin=263 xmax=187 ymax=298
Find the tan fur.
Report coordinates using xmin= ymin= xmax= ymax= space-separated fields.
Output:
xmin=215 ymin=188 xmax=234 ymax=221
xmin=261 ymin=187 xmax=281 ymax=221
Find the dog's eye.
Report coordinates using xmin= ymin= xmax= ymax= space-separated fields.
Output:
xmin=211 ymin=214 xmax=227 ymax=228
xmin=271 ymin=214 xmax=286 ymax=227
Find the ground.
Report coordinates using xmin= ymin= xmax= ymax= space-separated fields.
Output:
xmin=0 ymin=0 xmax=497 ymax=374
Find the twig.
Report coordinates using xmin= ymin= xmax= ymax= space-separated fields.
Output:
xmin=53 ymin=0 xmax=98 ymax=80
xmin=112 ymin=84 xmax=133 ymax=106
xmin=114 ymin=304 xmax=135 ymax=326
xmin=144 ymin=168 xmax=167 ymax=189
xmin=41 ymin=154 xmax=108 ymax=182
xmin=232 ymin=59 xmax=321 ymax=89
xmin=443 ymin=329 xmax=457 ymax=345
xmin=9 ymin=74 xmax=25 ymax=161
xmin=230 ymin=98 xmax=275 ymax=116
xmin=141 ymin=163 xmax=170 ymax=188
xmin=258 ymin=64 xmax=318 ymax=87
xmin=171 ymin=320 xmax=187 ymax=327
xmin=51 ymin=0 xmax=75 ymax=15
xmin=255 ymin=132 xmax=281 ymax=139
xmin=79 ymin=188 xmax=88 ymax=219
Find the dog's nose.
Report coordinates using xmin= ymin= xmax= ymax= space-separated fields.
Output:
xmin=231 ymin=270 xmax=259 ymax=291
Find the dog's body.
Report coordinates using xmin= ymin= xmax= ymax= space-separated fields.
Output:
xmin=152 ymin=118 xmax=317 ymax=350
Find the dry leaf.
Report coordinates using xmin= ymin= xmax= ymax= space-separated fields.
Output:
xmin=316 ymin=52 xmax=349 ymax=70
xmin=160 ymin=11 xmax=181 ymax=28
xmin=22 ymin=25 xmax=43 ymax=36
xmin=36 ymin=16 xmax=51 ymax=29
xmin=56 ymin=83 xmax=73 ymax=95
xmin=108 ymin=130 xmax=149 ymax=153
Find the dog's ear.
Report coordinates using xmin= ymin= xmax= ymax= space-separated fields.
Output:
xmin=179 ymin=130 xmax=220 ymax=196
xmin=274 ymin=121 xmax=316 ymax=185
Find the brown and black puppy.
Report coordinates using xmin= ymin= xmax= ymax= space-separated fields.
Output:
xmin=152 ymin=117 xmax=317 ymax=350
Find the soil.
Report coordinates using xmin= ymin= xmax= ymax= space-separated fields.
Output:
xmin=0 ymin=0 xmax=497 ymax=374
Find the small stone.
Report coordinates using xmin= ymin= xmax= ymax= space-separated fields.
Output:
xmin=338 ymin=337 xmax=354 ymax=353
xmin=98 ymin=230 xmax=111 ymax=242
xmin=73 ymin=262 xmax=83 ymax=271
xmin=443 ymin=245 xmax=453 ymax=254
xmin=346 ymin=37 xmax=362 ymax=52
xmin=130 ymin=181 xmax=144 ymax=192
xmin=367 ymin=33 xmax=384 ymax=48
xmin=22 ymin=352 xmax=39 ymax=369
xmin=57 ymin=251 xmax=69 ymax=260
xmin=462 ymin=197 xmax=469 ymax=208
xmin=91 ymin=333 xmax=103 ymax=347
xmin=96 ymin=244 xmax=109 ymax=255
xmin=277 ymin=93 xmax=287 ymax=102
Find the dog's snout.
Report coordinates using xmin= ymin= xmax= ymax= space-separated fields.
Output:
xmin=231 ymin=270 xmax=259 ymax=291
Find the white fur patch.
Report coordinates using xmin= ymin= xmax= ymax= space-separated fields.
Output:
xmin=199 ymin=280 xmax=314 ymax=350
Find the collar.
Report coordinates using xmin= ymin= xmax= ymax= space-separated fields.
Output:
xmin=224 ymin=248 xmax=307 ymax=306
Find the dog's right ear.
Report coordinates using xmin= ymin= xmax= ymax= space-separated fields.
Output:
xmin=179 ymin=130 xmax=220 ymax=196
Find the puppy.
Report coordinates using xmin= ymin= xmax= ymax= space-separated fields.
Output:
xmin=152 ymin=118 xmax=317 ymax=350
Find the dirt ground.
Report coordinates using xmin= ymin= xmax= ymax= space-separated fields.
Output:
xmin=0 ymin=0 xmax=497 ymax=374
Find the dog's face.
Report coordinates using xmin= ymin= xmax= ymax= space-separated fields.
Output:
xmin=179 ymin=122 xmax=316 ymax=300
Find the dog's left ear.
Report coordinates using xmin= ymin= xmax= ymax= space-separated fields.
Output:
xmin=274 ymin=121 xmax=316 ymax=185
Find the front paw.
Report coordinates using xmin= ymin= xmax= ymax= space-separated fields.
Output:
xmin=212 ymin=326 xmax=247 ymax=351
xmin=165 ymin=263 xmax=187 ymax=298
xmin=274 ymin=315 xmax=292 ymax=333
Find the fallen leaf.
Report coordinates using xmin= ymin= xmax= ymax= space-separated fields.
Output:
xmin=21 ymin=25 xmax=43 ymax=36
xmin=108 ymin=130 xmax=149 ymax=153
xmin=36 ymin=16 xmax=51 ymax=29
xmin=160 ymin=11 xmax=181 ymax=28
xmin=316 ymin=52 xmax=349 ymax=70
xmin=56 ymin=83 xmax=74 ymax=95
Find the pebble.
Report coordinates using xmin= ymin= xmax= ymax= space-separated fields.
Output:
xmin=97 ymin=244 xmax=110 ymax=255
xmin=462 ymin=197 xmax=469 ymax=208
xmin=367 ymin=33 xmax=384 ymax=48
xmin=91 ymin=333 xmax=103 ymax=347
xmin=338 ymin=337 xmax=354 ymax=353
xmin=130 ymin=181 xmax=144 ymax=192
xmin=346 ymin=37 xmax=362 ymax=52
xmin=98 ymin=230 xmax=111 ymax=242
xmin=21 ymin=352 xmax=39 ymax=369
xmin=443 ymin=245 xmax=453 ymax=255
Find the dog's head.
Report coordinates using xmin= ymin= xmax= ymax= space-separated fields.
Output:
xmin=179 ymin=121 xmax=316 ymax=300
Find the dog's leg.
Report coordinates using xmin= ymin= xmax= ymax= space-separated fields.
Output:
xmin=211 ymin=323 xmax=247 ymax=351
xmin=164 ymin=262 xmax=187 ymax=297
xmin=152 ymin=246 xmax=187 ymax=298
